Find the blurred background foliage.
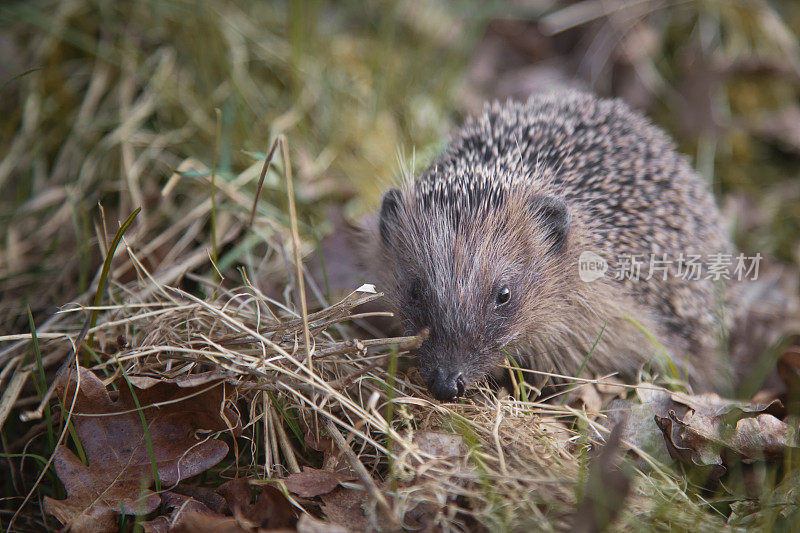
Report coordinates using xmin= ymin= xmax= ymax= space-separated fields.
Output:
xmin=1 ymin=0 xmax=800 ymax=331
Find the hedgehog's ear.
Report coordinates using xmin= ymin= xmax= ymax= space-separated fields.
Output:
xmin=378 ymin=188 xmax=403 ymax=245
xmin=529 ymin=194 xmax=570 ymax=254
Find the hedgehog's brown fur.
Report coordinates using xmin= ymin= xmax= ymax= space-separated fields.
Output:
xmin=364 ymin=91 xmax=733 ymax=401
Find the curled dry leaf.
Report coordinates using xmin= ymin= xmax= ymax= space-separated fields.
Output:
xmin=284 ymin=467 xmax=357 ymax=498
xmin=605 ymin=384 xmax=791 ymax=474
xmin=656 ymin=408 xmax=798 ymax=472
xmin=44 ymin=367 xmax=239 ymax=532
xmin=653 ymin=411 xmax=727 ymax=483
xmin=668 ymin=391 xmax=780 ymax=419
xmin=658 ymin=390 xmax=791 ymax=472
xmin=606 ymin=383 xmax=796 ymax=480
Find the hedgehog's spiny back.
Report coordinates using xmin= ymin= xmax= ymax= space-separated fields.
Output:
xmin=418 ymin=91 xmax=727 ymax=257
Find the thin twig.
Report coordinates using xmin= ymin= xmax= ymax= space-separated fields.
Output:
xmin=280 ymin=136 xmax=312 ymax=366
xmin=274 ymin=409 xmax=300 ymax=474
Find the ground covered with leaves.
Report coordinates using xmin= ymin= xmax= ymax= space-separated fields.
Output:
xmin=2 ymin=1 xmax=800 ymax=531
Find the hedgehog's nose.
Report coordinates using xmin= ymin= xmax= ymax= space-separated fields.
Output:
xmin=429 ymin=369 xmax=465 ymax=402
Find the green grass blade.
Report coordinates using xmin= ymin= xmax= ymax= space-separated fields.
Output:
xmin=561 ymin=319 xmax=609 ymax=405
xmin=86 ymin=207 xmax=141 ymax=356
xmin=57 ymin=401 xmax=87 ymax=466
xmin=27 ymin=306 xmax=55 ymax=451
xmin=504 ymin=352 xmax=529 ymax=403
xmin=0 ymin=67 xmax=41 ymax=93
xmin=576 ymin=319 xmax=607 ymax=379
xmin=210 ymin=108 xmax=222 ymax=271
xmin=624 ymin=314 xmax=681 ymax=383
xmin=268 ymin=392 xmax=304 ymax=449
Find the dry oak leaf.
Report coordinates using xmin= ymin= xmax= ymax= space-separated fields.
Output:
xmin=141 ymin=491 xmax=224 ymax=533
xmin=296 ymin=514 xmax=348 ymax=533
xmin=651 ymin=390 xmax=795 ymax=478
xmin=603 ymin=386 xmax=685 ymax=463
xmin=44 ymin=367 xmax=238 ymax=532
xmin=215 ymin=477 xmax=297 ymax=530
xmin=604 ymin=385 xmax=786 ymax=465
xmin=284 ymin=467 xmax=357 ymax=498
xmin=320 ymin=487 xmax=368 ymax=532
xmin=657 ymin=408 xmax=797 ymax=469
xmin=653 ymin=411 xmax=726 ymax=483
xmin=170 ymin=512 xmax=295 ymax=533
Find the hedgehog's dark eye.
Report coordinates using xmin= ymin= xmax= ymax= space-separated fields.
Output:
xmin=495 ymin=286 xmax=511 ymax=307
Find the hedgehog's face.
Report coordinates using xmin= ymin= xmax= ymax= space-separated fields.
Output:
xmin=377 ymin=186 xmax=572 ymax=401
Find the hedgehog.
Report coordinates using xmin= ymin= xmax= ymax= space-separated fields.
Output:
xmin=363 ymin=91 xmax=734 ymax=401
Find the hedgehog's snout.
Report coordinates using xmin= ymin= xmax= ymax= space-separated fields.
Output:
xmin=428 ymin=368 xmax=465 ymax=402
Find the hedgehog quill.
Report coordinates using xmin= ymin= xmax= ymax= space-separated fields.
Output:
xmin=364 ymin=91 xmax=734 ymax=401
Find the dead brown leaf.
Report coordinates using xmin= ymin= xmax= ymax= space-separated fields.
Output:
xmin=644 ymin=388 xmax=797 ymax=480
xmin=296 ymin=513 xmax=349 ymax=533
xmin=170 ymin=484 xmax=227 ymax=514
xmin=669 ymin=391 xmax=780 ymax=419
xmin=44 ymin=367 xmax=238 ymax=532
xmin=604 ymin=384 xmax=791 ymax=472
xmin=142 ymin=491 xmax=224 ymax=533
xmin=171 ymin=512 xmax=267 ymax=533
xmin=654 ymin=411 xmax=726 ymax=483
xmin=658 ymin=408 xmax=797 ymax=467
xmin=216 ymin=478 xmax=297 ymax=529
xmin=284 ymin=467 xmax=356 ymax=498
xmin=320 ymin=487 xmax=368 ymax=533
